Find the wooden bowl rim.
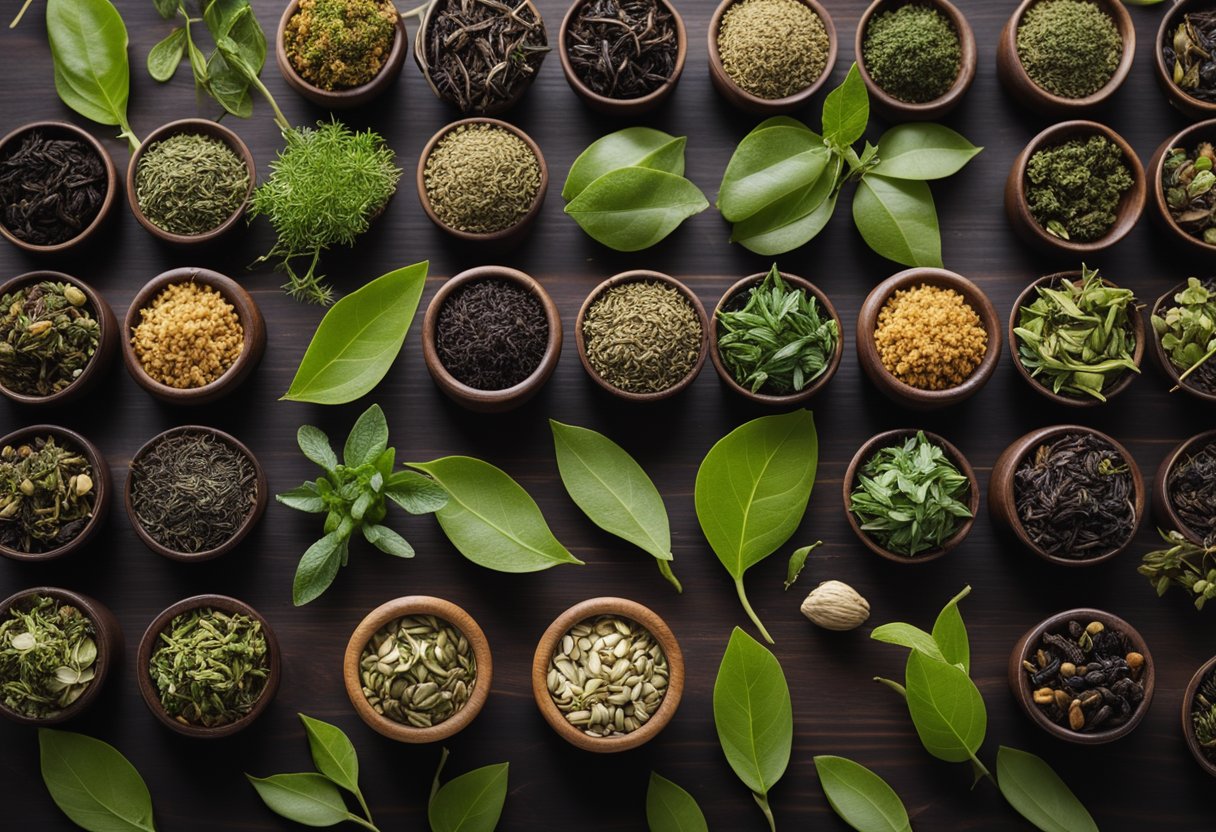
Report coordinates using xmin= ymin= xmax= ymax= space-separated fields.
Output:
xmin=1182 ymin=653 xmax=1216 ymax=777
xmin=1149 ymin=279 xmax=1216 ymax=403
xmin=1153 ymin=428 xmax=1216 ymax=547
xmin=1153 ymin=0 xmax=1216 ymax=118
xmin=275 ymin=0 xmax=407 ymax=102
xmin=530 ymin=596 xmax=684 ymax=753
xmin=1149 ymin=119 xmax=1216 ymax=255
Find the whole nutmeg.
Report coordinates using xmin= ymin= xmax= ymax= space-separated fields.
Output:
xmin=800 ymin=580 xmax=870 ymax=631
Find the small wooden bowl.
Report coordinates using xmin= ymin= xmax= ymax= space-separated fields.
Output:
xmin=1008 ymin=271 xmax=1145 ymax=407
xmin=1153 ymin=429 xmax=1216 ymax=546
xmin=1183 ymin=654 xmax=1216 ymax=778
xmin=559 ymin=0 xmax=687 ymax=115
xmin=856 ymin=268 xmax=1001 ymax=410
xmin=0 ymin=121 xmax=117 ymax=254
xmin=0 ymin=425 xmax=110 ymax=562
xmin=996 ymin=0 xmax=1135 ymax=116
xmin=414 ymin=0 xmax=548 ymax=115
xmin=843 ymin=429 xmax=978 ymax=564
xmin=989 ymin=424 xmax=1145 ymax=567
xmin=707 ymin=0 xmax=838 ymax=115
xmin=854 ymin=0 xmax=977 ymax=121
xmin=1149 ymin=280 xmax=1216 ymax=403
xmin=137 ymin=594 xmax=280 ymax=738
xmin=422 ymin=267 xmax=562 ymax=413
xmin=416 ymin=119 xmax=548 ymax=245
xmin=1147 ymin=119 xmax=1216 ymax=257
xmin=1008 ymin=608 xmax=1154 ymax=744
xmin=1154 ymin=0 xmax=1216 ymax=121
xmin=275 ymin=0 xmax=407 ymax=109
xmin=576 ymin=271 xmax=709 ymax=402
xmin=125 ymin=119 xmax=255 ymax=245
xmin=0 ymin=587 xmax=121 ymax=725
xmin=0 ymin=271 xmax=118 ymax=407
xmin=124 ymin=425 xmax=268 ymax=562
xmin=121 ymin=267 xmax=266 ymax=406
xmin=343 ymin=596 xmax=492 ymax=744
xmin=1004 ymin=121 xmax=1146 ymax=255
xmin=531 ymin=597 xmax=684 ymax=753
xmin=708 ymin=271 xmax=842 ymax=405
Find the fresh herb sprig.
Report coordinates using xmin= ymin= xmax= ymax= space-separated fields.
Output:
xmin=1152 ymin=277 xmax=1216 ymax=393
xmin=1138 ymin=529 xmax=1216 ymax=610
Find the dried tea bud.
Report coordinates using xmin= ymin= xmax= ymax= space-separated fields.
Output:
xmin=75 ymin=473 xmax=93 ymax=496
xmin=1069 ymin=699 xmax=1085 ymax=730
xmin=63 ymin=285 xmax=87 ymax=307
xmin=1060 ymin=661 xmax=1076 ymax=678
xmin=800 ymin=580 xmax=870 ymax=631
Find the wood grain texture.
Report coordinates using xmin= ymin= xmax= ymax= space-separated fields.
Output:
xmin=1 ymin=1 xmax=1212 ymax=829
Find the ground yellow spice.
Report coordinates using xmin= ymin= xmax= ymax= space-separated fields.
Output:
xmin=132 ymin=282 xmax=243 ymax=389
xmin=874 ymin=284 xmax=986 ymax=390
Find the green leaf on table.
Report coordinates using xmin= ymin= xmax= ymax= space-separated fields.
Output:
xmin=870 ymin=623 xmax=945 ymax=662
xmin=205 ymin=0 xmax=266 ymax=70
xmin=39 ymin=729 xmax=156 ymax=832
xmin=646 ymin=772 xmax=708 ymax=832
xmin=247 ymin=773 xmax=352 ymax=827
xmin=996 ymin=747 xmax=1098 ymax=832
xmin=562 ymin=127 xmax=686 ymax=200
xmin=731 ymin=156 xmax=841 ymax=255
xmin=872 ymin=124 xmax=983 ymax=181
xmin=428 ymin=749 xmax=509 ymax=832
xmin=904 ymin=651 xmax=986 ymax=764
xmin=297 ymin=425 xmax=338 ymax=473
xmin=277 ymin=483 xmax=326 ymax=513
xmin=853 ymin=175 xmax=942 ymax=267
xmin=152 ymin=0 xmax=178 ymax=19
xmin=361 ymin=524 xmax=413 ymax=558
xmin=343 ymin=404 xmax=388 ymax=467
xmin=292 ymin=532 xmax=346 ymax=606
xmin=717 ymin=126 xmax=828 ymax=222
xmin=284 ymin=263 xmax=428 ymax=404
xmin=822 ymin=64 xmax=869 ymax=149
xmin=565 ymin=166 xmax=708 ymax=251
xmin=784 ymin=541 xmax=822 ymax=590
xmin=813 ymin=755 xmax=911 ymax=832
xmin=299 ymin=715 xmax=361 ymax=800
xmin=409 ymin=457 xmax=583 ymax=572
xmin=931 ymin=586 xmax=971 ymax=672
xmin=146 ymin=27 xmax=185 ymax=82
xmin=384 ymin=470 xmax=449 ymax=514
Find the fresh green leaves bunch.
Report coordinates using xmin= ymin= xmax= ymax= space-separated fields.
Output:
xmin=1138 ymin=529 xmax=1216 ymax=610
xmin=1014 ymin=265 xmax=1140 ymax=401
xmin=562 ymin=127 xmax=708 ymax=251
xmin=717 ymin=64 xmax=981 ymax=264
xmin=716 ymin=265 xmax=839 ymax=395
xmin=277 ymin=404 xmax=447 ymax=606
xmin=1152 ymin=277 xmax=1216 ymax=391
xmin=38 ymin=729 xmax=157 ymax=831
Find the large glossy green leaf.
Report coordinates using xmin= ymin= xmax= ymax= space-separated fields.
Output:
xmin=38 ymin=729 xmax=156 ymax=832
xmin=646 ymin=772 xmax=708 ymax=832
xmin=931 ymin=586 xmax=971 ymax=673
xmin=562 ymin=128 xmax=686 ymax=200
xmin=410 ymin=457 xmax=583 ymax=572
xmin=870 ymin=623 xmax=945 ymax=662
xmin=299 ymin=715 xmax=361 ymax=800
xmin=718 ymin=126 xmax=829 ymax=222
xmin=814 ymin=755 xmax=911 ymax=832
xmin=247 ymin=773 xmax=352 ymax=827
xmin=565 ymin=166 xmax=708 ymax=251
xmin=904 ymin=651 xmax=986 ymax=763
xmin=284 ymin=263 xmax=428 ymax=404
xmin=731 ymin=156 xmax=841 ymax=255
xmin=822 ymin=64 xmax=869 ymax=148
xmin=996 ymin=747 xmax=1098 ymax=832
xmin=428 ymin=759 xmax=509 ymax=832
xmin=853 ymin=175 xmax=942 ymax=267
xmin=872 ymin=124 xmax=983 ymax=181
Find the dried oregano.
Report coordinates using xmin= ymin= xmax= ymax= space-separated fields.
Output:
xmin=862 ymin=4 xmax=960 ymax=103
xmin=583 ymin=280 xmax=702 ymax=393
xmin=135 ymin=133 xmax=249 ymax=236
xmin=1016 ymin=0 xmax=1121 ymax=99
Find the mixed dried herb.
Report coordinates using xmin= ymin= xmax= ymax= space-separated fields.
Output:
xmin=862 ymin=4 xmax=960 ymax=103
xmin=1152 ymin=277 xmax=1216 ymax=394
xmin=0 ymin=280 xmax=99 ymax=397
xmin=583 ymin=280 xmax=702 ymax=393
xmin=0 ymin=131 xmax=107 ymax=246
xmin=1162 ymin=143 xmax=1216 ymax=247
xmin=566 ymin=0 xmax=678 ymax=99
xmin=423 ymin=124 xmax=541 ymax=234
xmin=1164 ymin=11 xmax=1216 ymax=103
xmin=873 ymin=284 xmax=987 ymax=390
xmin=1139 ymin=530 xmax=1216 ymax=610
xmin=1167 ymin=440 xmax=1216 ymax=547
xmin=284 ymin=0 xmax=397 ymax=90
xmin=359 ymin=614 xmax=477 ymax=728
xmin=1016 ymin=0 xmax=1122 ymax=99
xmin=1025 ymin=135 xmax=1133 ymax=242
xmin=134 ymin=132 xmax=248 ymax=236
xmin=0 ymin=436 xmax=94 ymax=554
xmin=717 ymin=0 xmax=829 ymax=99
xmin=1193 ymin=666 xmax=1216 ymax=762
xmin=0 ymin=595 xmax=97 ymax=719
xmin=130 ymin=281 xmax=243 ymax=389
xmin=435 ymin=279 xmax=548 ymax=390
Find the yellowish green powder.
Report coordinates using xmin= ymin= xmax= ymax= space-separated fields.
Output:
xmin=717 ymin=0 xmax=830 ymax=99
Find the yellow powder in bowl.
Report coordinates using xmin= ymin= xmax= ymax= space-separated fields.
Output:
xmin=874 ymin=284 xmax=987 ymax=390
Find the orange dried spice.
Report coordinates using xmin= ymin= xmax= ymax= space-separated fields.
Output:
xmin=874 ymin=284 xmax=986 ymax=390
xmin=131 ymin=282 xmax=243 ymax=389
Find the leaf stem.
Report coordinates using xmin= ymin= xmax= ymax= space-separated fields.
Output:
xmin=429 ymin=747 xmax=449 ymax=806
xmin=345 ymin=813 xmax=381 ymax=832
xmin=9 ymin=0 xmax=34 ymax=27
xmin=752 ymin=791 xmax=777 ymax=832
xmin=873 ymin=676 xmax=907 ymax=698
xmin=246 ymin=71 xmax=291 ymax=133
xmin=658 ymin=559 xmax=683 ymax=593
xmin=968 ymin=752 xmax=992 ymax=786
xmin=735 ymin=578 xmax=773 ymax=644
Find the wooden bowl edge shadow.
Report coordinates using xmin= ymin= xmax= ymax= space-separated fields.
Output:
xmin=1182 ymin=654 xmax=1216 ymax=777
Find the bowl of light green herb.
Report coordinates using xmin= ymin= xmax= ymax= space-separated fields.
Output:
xmin=1150 ymin=277 xmax=1216 ymax=404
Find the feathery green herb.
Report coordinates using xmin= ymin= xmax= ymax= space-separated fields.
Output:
xmin=1 ymin=595 xmax=97 ymax=719
xmin=1138 ymin=530 xmax=1216 ymax=610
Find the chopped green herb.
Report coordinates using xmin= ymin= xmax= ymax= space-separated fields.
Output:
xmin=0 ymin=595 xmax=97 ymax=718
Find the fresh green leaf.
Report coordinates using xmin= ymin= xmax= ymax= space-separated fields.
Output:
xmin=298 ymin=715 xmax=361 ymax=801
xmin=822 ymin=64 xmax=869 ymax=148
xmin=931 ymin=586 xmax=971 ymax=673
xmin=38 ymin=729 xmax=156 ymax=832
xmin=872 ymin=124 xmax=983 ymax=181
xmin=384 ymin=470 xmax=448 ymax=514
xmin=205 ymin=50 xmax=253 ymax=117
xmin=695 ymin=410 xmax=818 ymax=643
xmin=996 ymin=747 xmax=1098 ymax=832
xmin=284 ymin=263 xmax=429 ymax=404
xmin=565 ymin=166 xmax=708 ymax=251
xmin=730 ymin=156 xmax=842 ymax=255
xmin=562 ymin=128 xmax=686 ymax=200
xmin=246 ymin=773 xmax=352 ymax=827
xmin=362 ymin=524 xmax=413 ymax=558
xmin=784 ymin=541 xmax=822 ymax=590
xmin=870 ymin=623 xmax=945 ymax=662
xmin=292 ymin=532 xmax=345 ymax=606
xmin=277 ymin=483 xmax=326 ymax=514
xmin=152 ymin=0 xmax=178 ymax=19
xmin=717 ymin=126 xmax=829 ymax=222
xmin=410 ymin=457 xmax=583 ymax=572
xmin=428 ymin=756 xmax=509 ymax=832
xmin=146 ymin=27 xmax=185 ymax=82
xmin=343 ymin=405 xmax=388 ymax=468
xmin=904 ymin=651 xmax=986 ymax=764
xmin=646 ymin=772 xmax=708 ymax=832
xmin=813 ymin=755 xmax=911 ymax=832
xmin=205 ymin=0 xmax=267 ymax=70
xmin=853 ymin=175 xmax=942 ymax=267
xmin=297 ymin=426 xmax=338 ymax=473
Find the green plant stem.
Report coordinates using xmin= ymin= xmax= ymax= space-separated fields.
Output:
xmin=658 ymin=560 xmax=682 ymax=593
xmin=249 ymin=73 xmax=291 ymax=133
xmin=874 ymin=676 xmax=907 ymax=697
xmin=10 ymin=0 xmax=34 ymax=27
xmin=353 ymin=793 xmax=373 ymax=826
xmin=753 ymin=792 xmax=777 ymax=832
xmin=735 ymin=578 xmax=773 ymax=644
xmin=970 ymin=753 xmax=992 ymax=785
xmin=400 ymin=0 xmax=431 ymax=19
xmin=1173 ymin=342 xmax=1216 ymax=390
xmin=345 ymin=813 xmax=381 ymax=832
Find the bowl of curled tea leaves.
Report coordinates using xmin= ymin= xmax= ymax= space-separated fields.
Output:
xmin=343 ymin=596 xmax=492 ymax=743
xmin=1155 ymin=0 xmax=1216 ymax=121
xmin=1150 ymin=278 xmax=1216 ymax=403
xmin=1009 ymin=608 xmax=1154 ymax=745
xmin=0 ymin=586 xmax=121 ymax=725
xmin=1183 ymin=654 xmax=1216 ymax=777
xmin=531 ymin=597 xmax=683 ymax=753
xmin=1149 ymin=120 xmax=1216 ymax=256
xmin=0 ymin=271 xmax=118 ymax=407
xmin=1153 ymin=429 xmax=1216 ymax=550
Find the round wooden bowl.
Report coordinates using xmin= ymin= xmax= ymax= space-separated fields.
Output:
xmin=531 ymin=597 xmax=684 ymax=753
xmin=121 ymin=267 xmax=266 ymax=406
xmin=559 ymin=0 xmax=687 ymax=115
xmin=1008 ymin=607 xmax=1154 ymax=744
xmin=0 ymin=271 xmax=118 ymax=407
xmin=707 ymin=0 xmax=838 ymax=115
xmin=124 ymin=425 xmax=268 ymax=562
xmin=996 ymin=0 xmax=1135 ymax=116
xmin=275 ymin=0 xmax=407 ymax=109
xmin=416 ymin=119 xmax=548 ymax=245
xmin=1153 ymin=429 xmax=1216 ymax=546
xmin=576 ymin=271 xmax=709 ymax=402
xmin=843 ymin=429 xmax=979 ymax=564
xmin=708 ymin=271 xmax=842 ymax=405
xmin=856 ymin=268 xmax=1001 ymax=410
xmin=1154 ymin=0 xmax=1216 ymax=121
xmin=422 ymin=267 xmax=562 ymax=413
xmin=137 ymin=594 xmax=280 ymax=738
xmin=125 ymin=119 xmax=255 ymax=245
xmin=989 ymin=424 xmax=1145 ymax=567
xmin=414 ymin=0 xmax=548 ymax=115
xmin=0 ymin=121 xmax=117 ymax=254
xmin=1183 ymin=654 xmax=1216 ymax=778
xmin=0 ymin=425 xmax=110 ymax=562
xmin=1147 ymin=119 xmax=1216 ymax=257
xmin=1004 ymin=121 xmax=1146 ymax=255
xmin=343 ymin=596 xmax=492 ymax=744
xmin=1008 ymin=271 xmax=1145 ymax=407
xmin=1149 ymin=280 xmax=1216 ymax=404
xmin=0 ymin=586 xmax=121 ymax=725
xmin=854 ymin=0 xmax=977 ymax=121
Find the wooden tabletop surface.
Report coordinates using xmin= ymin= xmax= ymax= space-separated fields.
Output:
xmin=1 ymin=1 xmax=1213 ymax=829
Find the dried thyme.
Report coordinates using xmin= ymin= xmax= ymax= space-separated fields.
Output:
xmin=0 ymin=436 xmax=94 ymax=554
xmin=583 ymin=280 xmax=701 ymax=393
xmin=135 ymin=133 xmax=249 ymax=237
xmin=862 ymin=4 xmax=960 ymax=103
xmin=423 ymin=124 xmax=541 ymax=234
xmin=359 ymin=614 xmax=477 ymax=728
xmin=1016 ymin=0 xmax=1121 ymax=99
xmin=717 ymin=0 xmax=829 ymax=99
xmin=0 ymin=594 xmax=97 ymax=719
xmin=0 ymin=280 xmax=99 ymax=397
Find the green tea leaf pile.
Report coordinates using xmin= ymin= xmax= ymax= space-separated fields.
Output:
xmin=583 ymin=280 xmax=702 ymax=393
xmin=0 ymin=280 xmax=99 ymax=397
xmin=135 ymin=132 xmax=249 ymax=236
xmin=1016 ymin=0 xmax=1122 ymax=99
xmin=0 ymin=595 xmax=97 ymax=718
xmin=0 ymin=436 xmax=94 ymax=554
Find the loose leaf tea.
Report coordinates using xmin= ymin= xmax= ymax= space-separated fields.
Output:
xmin=1164 ymin=11 xmax=1216 ymax=103
xmin=1138 ymin=530 xmax=1216 ymax=610
xmin=435 ymin=279 xmax=547 ymax=390
xmin=1192 ymin=667 xmax=1216 ymax=763
xmin=284 ymin=0 xmax=397 ymax=90
xmin=0 ymin=280 xmax=99 ymax=397
xmin=1167 ymin=440 xmax=1216 ymax=546
xmin=0 ymin=436 xmax=94 ymax=553
xmin=428 ymin=748 xmax=510 ymax=832
xmin=583 ymin=280 xmax=702 ymax=393
xmin=1025 ymin=135 xmax=1133 ymax=242
xmin=813 ymin=755 xmax=911 ymax=832
xmin=359 ymin=614 xmax=477 ymax=729
xmin=646 ymin=772 xmax=708 ymax=832
xmin=566 ymin=0 xmax=678 ymax=99
xmin=717 ymin=0 xmax=829 ymax=100
xmin=874 ymin=284 xmax=987 ymax=390
xmin=862 ymin=4 xmax=960 ymax=104
xmin=131 ymin=280 xmax=243 ymax=389
xmin=134 ymin=132 xmax=249 ymax=236
xmin=1152 ymin=277 xmax=1216 ymax=394
xmin=0 ymin=131 xmax=107 ymax=246
xmin=1162 ymin=143 xmax=1216 ymax=247
xmin=1015 ymin=0 xmax=1122 ymax=99
xmin=39 ymin=729 xmax=158 ymax=832
xmin=1 ymin=594 xmax=97 ymax=718
xmin=424 ymin=124 xmax=541 ymax=234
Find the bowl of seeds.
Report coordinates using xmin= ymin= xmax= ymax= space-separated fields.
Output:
xmin=0 ymin=425 xmax=109 ymax=563
xmin=121 ymin=267 xmax=266 ymax=406
xmin=1009 ymin=608 xmax=1153 ymax=744
xmin=1183 ymin=654 xmax=1216 ymax=778
xmin=1148 ymin=120 xmax=1216 ymax=257
xmin=1154 ymin=0 xmax=1216 ymax=121
xmin=1150 ymin=278 xmax=1216 ymax=404
xmin=1153 ymin=429 xmax=1216 ymax=549
xmin=0 ymin=586 xmax=121 ymax=725
xmin=344 ymin=596 xmax=491 ymax=743
xmin=989 ymin=425 xmax=1144 ymax=567
xmin=576 ymin=271 xmax=709 ymax=402
xmin=0 ymin=271 xmax=118 ymax=407
xmin=532 ymin=597 xmax=683 ymax=753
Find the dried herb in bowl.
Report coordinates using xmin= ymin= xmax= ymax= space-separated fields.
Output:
xmin=1164 ymin=11 xmax=1216 ymax=104
xmin=0 ymin=280 xmax=99 ymax=397
xmin=862 ymin=4 xmax=960 ymax=104
xmin=0 ymin=594 xmax=96 ymax=719
xmin=1025 ymin=135 xmax=1133 ymax=242
xmin=0 ymin=131 xmax=106 ymax=247
xmin=435 ymin=279 xmax=548 ymax=390
xmin=1168 ymin=440 xmax=1216 ymax=547
xmin=359 ymin=614 xmax=477 ymax=728
xmin=717 ymin=0 xmax=829 ymax=100
xmin=583 ymin=280 xmax=701 ymax=394
xmin=1162 ymin=143 xmax=1216 ymax=247
xmin=0 ymin=436 xmax=94 ymax=554
xmin=1152 ymin=277 xmax=1216 ymax=394
xmin=131 ymin=281 xmax=243 ymax=389
xmin=284 ymin=0 xmax=398 ymax=90
xmin=134 ymin=133 xmax=249 ymax=237
xmin=873 ymin=284 xmax=987 ymax=390
xmin=423 ymin=124 xmax=541 ymax=234
xmin=1016 ymin=0 xmax=1122 ymax=99
xmin=566 ymin=0 xmax=678 ymax=99
xmin=1192 ymin=665 xmax=1216 ymax=761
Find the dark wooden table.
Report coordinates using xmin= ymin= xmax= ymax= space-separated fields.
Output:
xmin=2 ymin=1 xmax=1213 ymax=829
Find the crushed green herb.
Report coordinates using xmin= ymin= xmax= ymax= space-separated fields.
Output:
xmin=0 ymin=594 xmax=97 ymax=719
xmin=862 ymin=4 xmax=960 ymax=103
xmin=423 ymin=124 xmax=541 ymax=234
xmin=135 ymin=132 xmax=249 ymax=236
xmin=717 ymin=0 xmax=830 ymax=99
xmin=284 ymin=0 xmax=398 ymax=90
xmin=1152 ymin=277 xmax=1216 ymax=394
xmin=0 ymin=280 xmax=99 ymax=397
xmin=584 ymin=280 xmax=702 ymax=394
xmin=1016 ymin=0 xmax=1122 ymax=99
xmin=0 ymin=436 xmax=94 ymax=553
xmin=1025 ymin=134 xmax=1133 ymax=242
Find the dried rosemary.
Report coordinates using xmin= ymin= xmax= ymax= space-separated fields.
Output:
xmin=0 ymin=436 xmax=94 ymax=553
xmin=0 ymin=594 xmax=97 ymax=719
xmin=135 ymin=133 xmax=249 ymax=237
xmin=583 ymin=280 xmax=701 ymax=393
xmin=359 ymin=614 xmax=477 ymax=728
xmin=0 ymin=280 xmax=99 ymax=397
